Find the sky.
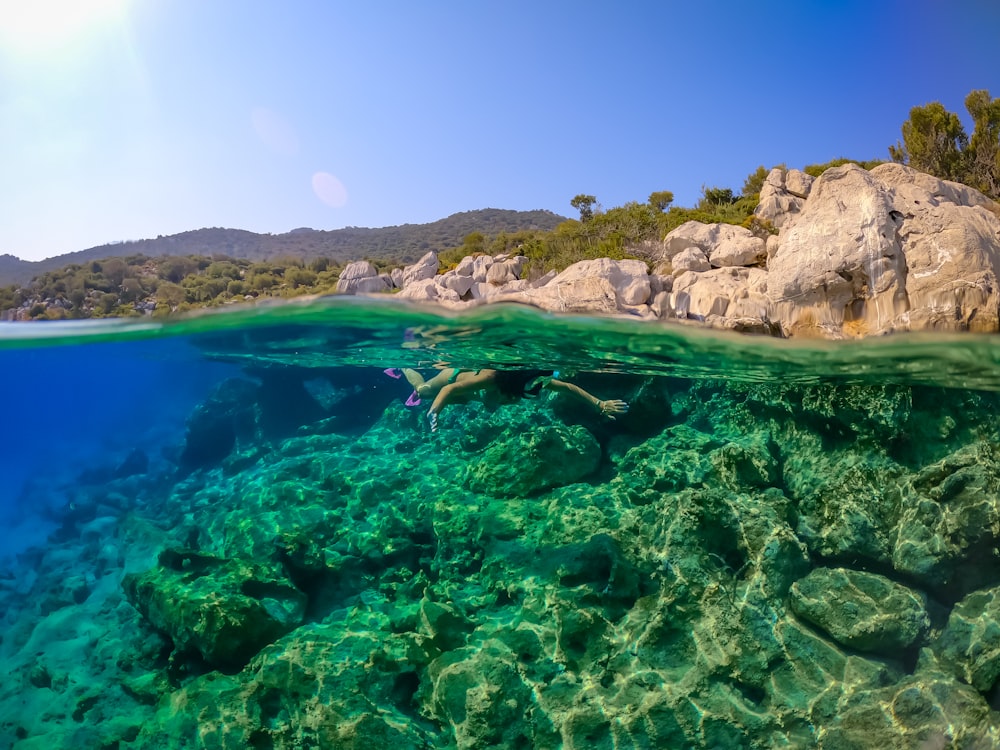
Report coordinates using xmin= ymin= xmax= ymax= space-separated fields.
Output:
xmin=1 ymin=0 xmax=999 ymax=262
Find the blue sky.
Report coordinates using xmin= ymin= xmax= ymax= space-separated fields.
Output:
xmin=1 ymin=0 xmax=998 ymax=262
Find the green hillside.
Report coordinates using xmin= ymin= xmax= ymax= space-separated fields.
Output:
xmin=0 ymin=209 xmax=566 ymax=287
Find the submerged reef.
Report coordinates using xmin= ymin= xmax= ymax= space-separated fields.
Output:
xmin=5 ymin=367 xmax=1000 ymax=748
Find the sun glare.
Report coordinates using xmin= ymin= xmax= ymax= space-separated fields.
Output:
xmin=0 ymin=0 xmax=128 ymax=55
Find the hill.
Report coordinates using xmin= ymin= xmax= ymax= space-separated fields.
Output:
xmin=0 ymin=209 xmax=566 ymax=286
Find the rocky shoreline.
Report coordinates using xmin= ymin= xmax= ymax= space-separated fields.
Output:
xmin=338 ymin=163 xmax=1000 ymax=339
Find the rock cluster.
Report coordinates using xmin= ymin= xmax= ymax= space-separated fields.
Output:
xmin=5 ymin=370 xmax=1000 ymax=747
xmin=341 ymin=164 xmax=1000 ymax=338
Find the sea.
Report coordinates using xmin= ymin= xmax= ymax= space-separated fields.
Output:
xmin=2 ymin=295 xmax=1000 ymax=748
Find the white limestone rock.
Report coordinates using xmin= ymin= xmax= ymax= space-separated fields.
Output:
xmin=545 ymin=258 xmax=651 ymax=306
xmin=755 ymin=167 xmax=812 ymax=229
xmin=871 ymin=162 xmax=1000 ymax=333
xmin=336 ymin=261 xmax=390 ymax=294
xmin=709 ymin=234 xmax=766 ymax=267
xmin=785 ymin=169 xmax=815 ymax=198
xmin=401 ymin=251 xmax=440 ymax=288
xmin=453 ymin=256 xmax=475 ymax=277
xmin=673 ymin=267 xmax=771 ymax=324
xmin=485 ymin=259 xmax=520 ymax=285
xmin=395 ymin=278 xmax=463 ymax=306
xmin=661 ymin=221 xmax=753 ymax=259
xmin=671 ymin=247 xmax=711 ymax=275
xmin=767 ymin=164 xmax=905 ymax=337
xmin=438 ymin=273 xmax=474 ymax=297
xmin=472 ymin=255 xmax=494 ymax=283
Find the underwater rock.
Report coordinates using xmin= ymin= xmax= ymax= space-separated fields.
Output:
xmin=611 ymin=423 xmax=780 ymax=502
xmin=785 ymin=446 xmax=902 ymax=564
xmin=933 ymin=585 xmax=1000 ymax=693
xmin=820 ymin=668 xmax=997 ymax=748
xmin=465 ymin=423 xmax=600 ymax=497
xmin=706 ymin=431 xmax=780 ymax=490
xmin=113 ymin=447 xmax=149 ymax=478
xmin=892 ymin=441 xmax=1000 ymax=597
xmin=133 ymin=621 xmax=435 ymax=749
xmin=789 ymin=567 xmax=930 ymax=653
xmin=418 ymin=597 xmax=475 ymax=652
xmin=428 ymin=639 xmax=559 ymax=750
xmin=37 ymin=573 xmax=92 ymax=616
xmin=122 ymin=548 xmax=306 ymax=671
xmin=179 ymin=377 xmax=261 ymax=470
xmin=548 ymin=532 xmax=645 ymax=617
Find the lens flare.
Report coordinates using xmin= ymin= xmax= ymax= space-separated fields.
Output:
xmin=0 ymin=0 xmax=129 ymax=55
xmin=311 ymin=172 xmax=348 ymax=208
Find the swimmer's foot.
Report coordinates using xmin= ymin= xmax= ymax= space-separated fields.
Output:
xmin=428 ymin=411 xmax=439 ymax=432
xmin=383 ymin=368 xmax=403 ymax=379
xmin=405 ymin=391 xmax=422 ymax=407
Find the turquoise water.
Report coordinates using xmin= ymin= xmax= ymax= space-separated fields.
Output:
xmin=3 ymin=297 xmax=1000 ymax=748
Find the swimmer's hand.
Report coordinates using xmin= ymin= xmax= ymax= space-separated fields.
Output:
xmin=428 ymin=410 xmax=439 ymax=433
xmin=597 ymin=399 xmax=629 ymax=419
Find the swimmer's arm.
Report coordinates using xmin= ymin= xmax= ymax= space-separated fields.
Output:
xmin=545 ymin=379 xmax=629 ymax=419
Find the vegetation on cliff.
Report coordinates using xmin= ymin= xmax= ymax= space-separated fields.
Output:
xmin=0 ymin=162 xmax=863 ymax=320
xmin=890 ymin=88 xmax=1000 ymax=199
xmin=2 ymin=89 xmax=997 ymax=321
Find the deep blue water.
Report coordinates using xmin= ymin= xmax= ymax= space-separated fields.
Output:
xmin=0 ymin=339 xmax=237 ymax=563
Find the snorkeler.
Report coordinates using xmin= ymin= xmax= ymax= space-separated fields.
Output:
xmin=422 ymin=368 xmax=629 ymax=432
xmin=399 ymin=366 xmax=464 ymax=401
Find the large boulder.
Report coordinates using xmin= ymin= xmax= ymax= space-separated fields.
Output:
xmin=661 ymin=221 xmax=757 ymax=260
xmin=892 ymin=441 xmax=1000 ymax=597
xmin=767 ymin=164 xmax=909 ymax=337
xmin=495 ymin=258 xmax=650 ymax=313
xmin=934 ymin=584 xmax=1000 ymax=692
xmin=788 ymin=567 xmax=929 ymax=653
xmin=438 ymin=272 xmax=475 ymax=296
xmin=336 ymin=261 xmax=391 ymax=294
xmin=672 ymin=267 xmax=770 ymax=322
xmin=401 ymin=251 xmax=440 ymax=288
xmin=123 ymin=549 xmax=307 ymax=671
xmin=870 ymin=162 xmax=1000 ymax=333
xmin=550 ymin=258 xmax=650 ymax=305
xmin=465 ymin=423 xmax=601 ymax=497
xmin=709 ymin=232 xmax=766 ymax=267
xmin=661 ymin=221 xmax=765 ymax=269
xmin=754 ymin=167 xmax=814 ymax=229
xmin=768 ymin=163 xmax=1000 ymax=337
xmin=395 ymin=278 xmax=463 ymax=306
xmin=671 ymin=247 xmax=711 ymax=275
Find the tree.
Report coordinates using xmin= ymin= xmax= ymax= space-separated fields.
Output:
xmin=698 ymin=186 xmax=735 ymax=209
xmin=462 ymin=231 xmax=486 ymax=254
xmin=159 ymin=256 xmax=199 ymax=283
xmin=965 ymin=89 xmax=1000 ymax=199
xmin=156 ymin=281 xmax=187 ymax=308
xmin=570 ymin=194 xmax=597 ymax=222
xmin=741 ymin=165 xmax=773 ymax=198
xmin=889 ymin=101 xmax=968 ymax=181
xmin=648 ymin=190 xmax=675 ymax=212
xmin=101 ymin=257 xmax=128 ymax=287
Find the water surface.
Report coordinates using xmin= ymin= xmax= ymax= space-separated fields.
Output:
xmin=2 ymin=297 xmax=999 ymax=748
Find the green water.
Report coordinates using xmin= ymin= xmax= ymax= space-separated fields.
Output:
xmin=3 ymin=297 xmax=1000 ymax=748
